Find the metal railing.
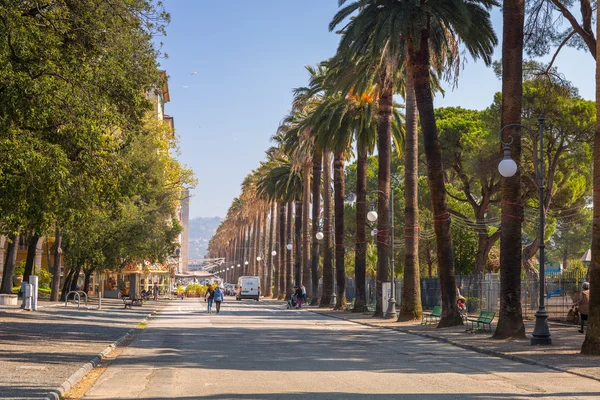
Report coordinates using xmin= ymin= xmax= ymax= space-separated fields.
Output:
xmin=64 ymin=291 xmax=88 ymax=309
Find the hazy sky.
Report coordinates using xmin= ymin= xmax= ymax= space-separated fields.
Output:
xmin=159 ymin=0 xmax=595 ymax=220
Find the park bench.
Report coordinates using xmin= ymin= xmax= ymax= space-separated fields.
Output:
xmin=122 ymin=296 xmax=143 ymax=309
xmin=465 ymin=311 xmax=495 ymax=332
xmin=547 ymin=287 xmax=562 ymax=299
xmin=421 ymin=305 xmax=442 ymax=325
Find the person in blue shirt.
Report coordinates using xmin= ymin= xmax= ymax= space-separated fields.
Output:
xmin=214 ymin=285 xmax=224 ymax=314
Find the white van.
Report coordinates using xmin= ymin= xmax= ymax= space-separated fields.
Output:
xmin=236 ymin=276 xmax=260 ymax=301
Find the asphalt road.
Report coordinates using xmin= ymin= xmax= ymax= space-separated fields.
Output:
xmin=82 ymin=299 xmax=600 ymax=400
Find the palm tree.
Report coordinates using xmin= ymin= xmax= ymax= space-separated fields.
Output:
xmin=331 ymin=0 xmax=497 ymax=325
xmin=399 ymin=57 xmax=421 ymax=321
xmin=320 ymin=151 xmax=334 ymax=307
xmin=310 ymin=150 xmax=323 ymax=305
xmin=257 ymin=159 xmax=303 ymax=300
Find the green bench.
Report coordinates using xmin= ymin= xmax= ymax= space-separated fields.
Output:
xmin=466 ymin=311 xmax=495 ymax=332
xmin=422 ymin=305 xmax=442 ymax=325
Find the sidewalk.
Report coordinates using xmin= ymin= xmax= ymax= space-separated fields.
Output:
xmin=0 ymin=298 xmax=165 ymax=399
xmin=308 ymin=307 xmax=600 ymax=382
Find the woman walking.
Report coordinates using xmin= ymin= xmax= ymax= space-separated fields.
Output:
xmin=576 ymin=282 xmax=590 ymax=334
xmin=205 ymin=285 xmax=215 ymax=314
xmin=214 ymin=285 xmax=224 ymax=314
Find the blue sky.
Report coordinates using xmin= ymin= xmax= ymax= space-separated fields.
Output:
xmin=159 ymin=0 xmax=595 ymax=220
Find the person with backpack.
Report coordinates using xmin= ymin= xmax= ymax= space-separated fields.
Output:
xmin=214 ymin=285 xmax=224 ymax=314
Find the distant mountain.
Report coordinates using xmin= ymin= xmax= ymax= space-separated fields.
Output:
xmin=187 ymin=216 xmax=222 ymax=260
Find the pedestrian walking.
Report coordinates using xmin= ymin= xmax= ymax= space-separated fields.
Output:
xmin=214 ymin=285 xmax=224 ymax=314
xmin=153 ymin=282 xmax=159 ymax=301
xmin=301 ymin=283 xmax=307 ymax=304
xmin=576 ymin=282 xmax=590 ymax=334
xmin=205 ymin=286 xmax=215 ymax=314
xmin=295 ymin=285 xmax=303 ymax=308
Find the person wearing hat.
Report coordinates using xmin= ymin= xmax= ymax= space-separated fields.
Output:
xmin=576 ymin=282 xmax=590 ymax=334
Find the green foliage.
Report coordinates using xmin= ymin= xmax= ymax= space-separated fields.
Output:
xmin=184 ymin=284 xmax=208 ymax=298
xmin=36 ymin=269 xmax=52 ymax=288
xmin=0 ymin=0 xmax=195 ymax=290
xmin=563 ymin=259 xmax=588 ymax=275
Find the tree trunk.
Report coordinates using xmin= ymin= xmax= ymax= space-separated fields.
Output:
xmin=320 ymin=152 xmax=334 ymax=307
xmin=0 ymin=234 xmax=18 ymax=294
xmin=399 ymin=65 xmax=422 ymax=322
xmin=311 ymin=150 xmax=323 ymax=304
xmin=295 ymin=199 xmax=303 ymax=286
xmin=265 ymin=203 xmax=276 ymax=297
xmin=69 ymin=265 xmax=80 ymax=293
xmin=353 ymin=142 xmax=368 ymax=313
xmin=277 ymin=202 xmax=286 ymax=299
xmin=60 ymin=267 xmax=74 ymax=302
xmin=412 ymin=35 xmax=462 ymax=327
xmin=494 ymin=0 xmax=527 ymax=339
xmin=261 ymin=210 xmax=268 ymax=290
xmin=302 ymin=164 xmax=311 ymax=293
xmin=285 ymin=201 xmax=294 ymax=300
xmin=50 ymin=228 xmax=62 ymax=302
xmin=581 ymin=12 xmax=600 ymax=353
xmin=249 ymin=219 xmax=256 ymax=277
xmin=83 ymin=268 xmax=93 ymax=294
xmin=23 ymin=233 xmax=40 ymax=284
xmin=375 ymin=69 xmax=393 ymax=317
xmin=334 ymin=152 xmax=347 ymax=309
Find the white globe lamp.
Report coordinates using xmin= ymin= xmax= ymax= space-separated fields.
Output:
xmin=367 ymin=210 xmax=378 ymax=222
xmin=498 ymin=158 xmax=518 ymax=178
xmin=286 ymin=243 xmax=293 ymax=251
xmin=315 ymin=231 xmax=324 ymax=241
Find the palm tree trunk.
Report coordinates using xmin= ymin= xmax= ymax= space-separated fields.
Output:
xmin=412 ymin=35 xmax=462 ymax=327
xmin=581 ymin=14 xmax=600 ymax=353
xmin=260 ymin=210 xmax=268 ymax=290
xmin=494 ymin=0 xmax=527 ymax=339
xmin=302 ymin=162 xmax=311 ymax=292
xmin=295 ymin=199 xmax=303 ymax=286
xmin=0 ymin=234 xmax=18 ymax=294
xmin=311 ymin=150 xmax=323 ymax=305
xmin=399 ymin=66 xmax=422 ymax=321
xmin=50 ymin=228 xmax=62 ymax=302
xmin=265 ymin=203 xmax=276 ymax=297
xmin=320 ymin=152 xmax=334 ymax=307
xmin=277 ymin=202 xmax=286 ymax=299
xmin=250 ymin=220 xmax=258 ymax=276
xmin=334 ymin=152 xmax=347 ymax=310
xmin=285 ymin=201 xmax=294 ymax=300
xmin=353 ymin=142 xmax=368 ymax=313
xmin=375 ymin=69 xmax=392 ymax=317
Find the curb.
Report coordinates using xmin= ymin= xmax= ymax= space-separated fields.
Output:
xmin=309 ymin=310 xmax=600 ymax=384
xmin=43 ymin=308 xmax=160 ymax=400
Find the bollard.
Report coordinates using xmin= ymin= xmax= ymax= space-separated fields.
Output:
xmin=23 ymin=283 xmax=32 ymax=310
xmin=29 ymin=275 xmax=38 ymax=311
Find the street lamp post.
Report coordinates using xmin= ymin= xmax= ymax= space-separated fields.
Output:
xmin=367 ymin=185 xmax=398 ymax=319
xmin=315 ymin=220 xmax=337 ymax=307
xmin=498 ymin=115 xmax=551 ymax=346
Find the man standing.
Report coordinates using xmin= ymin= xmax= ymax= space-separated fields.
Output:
xmin=153 ymin=282 xmax=159 ymax=301
xmin=576 ymin=282 xmax=590 ymax=334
